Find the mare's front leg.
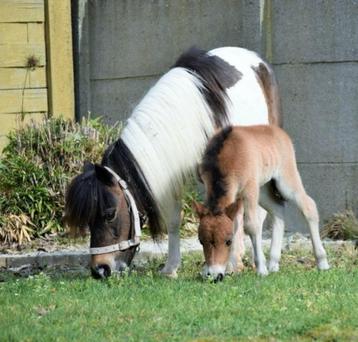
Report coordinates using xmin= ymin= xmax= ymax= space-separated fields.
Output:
xmin=160 ymin=200 xmax=182 ymax=278
xmin=259 ymin=184 xmax=285 ymax=272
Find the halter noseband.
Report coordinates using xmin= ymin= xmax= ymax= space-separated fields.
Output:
xmin=89 ymin=166 xmax=141 ymax=255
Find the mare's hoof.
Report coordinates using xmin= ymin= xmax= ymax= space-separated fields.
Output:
xmin=160 ymin=269 xmax=178 ymax=279
xmin=257 ymin=267 xmax=269 ymax=276
xmin=226 ymin=261 xmax=244 ymax=275
xmin=317 ymin=259 xmax=330 ymax=271
xmin=268 ymin=261 xmax=280 ymax=273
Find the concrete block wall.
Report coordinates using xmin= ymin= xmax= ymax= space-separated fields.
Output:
xmin=268 ymin=0 xmax=358 ymax=230
xmin=73 ymin=0 xmax=358 ymax=231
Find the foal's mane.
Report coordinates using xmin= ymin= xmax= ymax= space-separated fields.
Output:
xmin=201 ymin=126 xmax=233 ymax=212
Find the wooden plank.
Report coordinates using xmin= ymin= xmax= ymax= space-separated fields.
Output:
xmin=45 ymin=0 xmax=74 ymax=119
xmin=0 ymin=112 xmax=46 ymax=150
xmin=0 ymin=67 xmax=46 ymax=90
xmin=0 ymin=88 xmax=48 ymax=114
xmin=0 ymin=43 xmax=45 ymax=67
xmin=0 ymin=23 xmax=28 ymax=43
xmin=0 ymin=112 xmax=46 ymax=135
xmin=0 ymin=0 xmax=44 ymax=23
xmin=28 ymin=22 xmax=45 ymax=43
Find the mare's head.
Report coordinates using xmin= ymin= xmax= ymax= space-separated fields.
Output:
xmin=194 ymin=200 xmax=240 ymax=282
xmin=65 ymin=163 xmax=137 ymax=279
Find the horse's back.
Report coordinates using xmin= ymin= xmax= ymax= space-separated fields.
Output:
xmin=210 ymin=47 xmax=280 ymax=126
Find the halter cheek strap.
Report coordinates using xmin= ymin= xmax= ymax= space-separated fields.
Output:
xmin=89 ymin=166 xmax=141 ymax=255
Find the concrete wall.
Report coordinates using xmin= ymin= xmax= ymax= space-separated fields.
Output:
xmin=73 ymin=0 xmax=358 ymax=230
xmin=268 ymin=0 xmax=358 ymax=230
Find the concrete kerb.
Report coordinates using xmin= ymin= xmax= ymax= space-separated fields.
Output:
xmin=0 ymin=235 xmax=354 ymax=274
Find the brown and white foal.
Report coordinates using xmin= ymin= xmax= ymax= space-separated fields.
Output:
xmin=195 ymin=125 xmax=329 ymax=281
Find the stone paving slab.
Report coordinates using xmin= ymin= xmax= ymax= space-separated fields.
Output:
xmin=0 ymin=235 xmax=354 ymax=273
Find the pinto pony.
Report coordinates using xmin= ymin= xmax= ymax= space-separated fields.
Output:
xmin=195 ymin=125 xmax=330 ymax=281
xmin=65 ymin=47 xmax=281 ymax=279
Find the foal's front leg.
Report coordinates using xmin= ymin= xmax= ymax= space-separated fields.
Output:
xmin=244 ymin=191 xmax=268 ymax=276
xmin=160 ymin=200 xmax=182 ymax=278
xmin=226 ymin=204 xmax=245 ymax=274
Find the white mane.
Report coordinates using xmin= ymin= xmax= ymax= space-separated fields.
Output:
xmin=121 ymin=68 xmax=214 ymax=224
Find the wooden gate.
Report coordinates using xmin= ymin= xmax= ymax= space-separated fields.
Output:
xmin=0 ymin=0 xmax=74 ymax=148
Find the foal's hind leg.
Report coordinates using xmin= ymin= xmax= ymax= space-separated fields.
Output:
xmin=276 ymin=168 xmax=329 ymax=270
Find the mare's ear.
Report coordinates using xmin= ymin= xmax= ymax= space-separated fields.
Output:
xmin=192 ymin=201 xmax=207 ymax=218
xmin=94 ymin=164 xmax=115 ymax=186
xmin=83 ymin=161 xmax=93 ymax=172
xmin=225 ymin=199 xmax=242 ymax=221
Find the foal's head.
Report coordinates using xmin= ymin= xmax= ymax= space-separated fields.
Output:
xmin=65 ymin=163 xmax=137 ymax=279
xmin=194 ymin=201 xmax=240 ymax=282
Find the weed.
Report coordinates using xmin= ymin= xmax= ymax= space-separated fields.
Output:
xmin=321 ymin=210 xmax=358 ymax=240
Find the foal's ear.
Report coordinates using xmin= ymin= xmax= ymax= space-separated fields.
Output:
xmin=225 ymin=199 xmax=241 ymax=221
xmin=192 ymin=201 xmax=207 ymax=218
xmin=94 ymin=164 xmax=115 ymax=186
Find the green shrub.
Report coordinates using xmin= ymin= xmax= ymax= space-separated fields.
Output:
xmin=0 ymin=117 xmax=122 ymax=243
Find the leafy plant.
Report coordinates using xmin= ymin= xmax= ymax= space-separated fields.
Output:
xmin=0 ymin=116 xmax=122 ymax=244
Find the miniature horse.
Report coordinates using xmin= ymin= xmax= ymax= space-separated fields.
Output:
xmin=65 ymin=46 xmax=282 ymax=279
xmin=195 ymin=125 xmax=330 ymax=281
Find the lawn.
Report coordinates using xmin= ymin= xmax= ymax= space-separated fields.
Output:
xmin=0 ymin=245 xmax=357 ymax=341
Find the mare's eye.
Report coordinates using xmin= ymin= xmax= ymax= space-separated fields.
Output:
xmin=104 ymin=209 xmax=116 ymax=222
xmin=225 ymin=239 xmax=232 ymax=247
xmin=199 ymin=239 xmax=203 ymax=245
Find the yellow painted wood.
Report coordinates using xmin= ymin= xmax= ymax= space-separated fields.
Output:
xmin=0 ymin=23 xmax=28 ymax=43
xmin=0 ymin=112 xmax=46 ymax=135
xmin=0 ymin=88 xmax=48 ymax=114
xmin=0 ymin=112 xmax=46 ymax=150
xmin=45 ymin=0 xmax=74 ymax=119
xmin=28 ymin=23 xmax=45 ymax=43
xmin=0 ymin=67 xmax=46 ymax=90
xmin=0 ymin=0 xmax=44 ymax=23
xmin=0 ymin=43 xmax=46 ymax=68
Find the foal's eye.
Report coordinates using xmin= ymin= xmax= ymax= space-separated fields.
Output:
xmin=104 ymin=209 xmax=117 ymax=222
xmin=225 ymin=239 xmax=232 ymax=247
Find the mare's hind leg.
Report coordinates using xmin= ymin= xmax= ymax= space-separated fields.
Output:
xmin=226 ymin=202 xmax=245 ymax=274
xmin=160 ymin=200 xmax=182 ymax=278
xmin=243 ymin=185 xmax=268 ymax=276
xmin=276 ymin=168 xmax=329 ymax=270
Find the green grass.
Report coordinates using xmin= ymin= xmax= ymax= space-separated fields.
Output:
xmin=0 ymin=245 xmax=357 ymax=341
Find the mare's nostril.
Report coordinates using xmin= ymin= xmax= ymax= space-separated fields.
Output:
xmin=91 ymin=264 xmax=111 ymax=279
